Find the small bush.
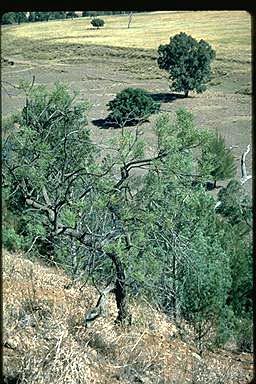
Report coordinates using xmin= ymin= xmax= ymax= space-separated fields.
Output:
xmin=3 ymin=227 xmax=23 ymax=252
xmin=107 ymin=87 xmax=160 ymax=127
xmin=91 ymin=18 xmax=104 ymax=29
xmin=235 ymin=317 xmax=253 ymax=352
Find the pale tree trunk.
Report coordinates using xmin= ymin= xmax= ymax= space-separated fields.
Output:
xmin=241 ymin=144 xmax=252 ymax=184
xmin=128 ymin=12 xmax=133 ymax=29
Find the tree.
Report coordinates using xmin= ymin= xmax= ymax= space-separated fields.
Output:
xmin=2 ymin=86 xmax=205 ymax=325
xmin=107 ymin=88 xmax=160 ymax=127
xmin=1 ymin=12 xmax=16 ymax=24
xmin=52 ymin=12 xmax=66 ymax=20
xmin=3 ymin=85 xmax=252 ymax=347
xmin=28 ymin=12 xmax=36 ymax=22
xmin=91 ymin=18 xmax=104 ymax=29
xmin=157 ymin=32 xmax=215 ymax=97
xmin=39 ymin=12 xmax=51 ymax=22
xmin=15 ymin=12 xmax=27 ymax=24
xmin=199 ymin=133 xmax=236 ymax=188
xmin=66 ymin=11 xmax=78 ymax=19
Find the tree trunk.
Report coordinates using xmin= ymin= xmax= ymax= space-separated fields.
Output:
xmin=184 ymin=90 xmax=189 ymax=98
xmin=128 ymin=12 xmax=133 ymax=29
xmin=107 ymin=252 xmax=131 ymax=324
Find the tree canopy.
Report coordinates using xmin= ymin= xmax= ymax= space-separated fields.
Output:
xmin=157 ymin=32 xmax=215 ymax=97
xmin=3 ymin=82 xmax=252 ymax=351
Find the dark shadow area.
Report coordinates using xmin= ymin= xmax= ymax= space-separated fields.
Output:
xmin=149 ymin=92 xmax=188 ymax=103
xmin=3 ymin=375 xmax=21 ymax=384
xmin=92 ymin=117 xmax=147 ymax=129
xmin=92 ymin=118 xmax=117 ymax=129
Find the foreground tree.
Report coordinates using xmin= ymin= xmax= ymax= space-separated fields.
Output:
xmin=2 ymin=87 xmax=206 ymax=324
xmin=3 ymin=84 xmax=252 ymax=347
xmin=157 ymin=32 xmax=215 ymax=97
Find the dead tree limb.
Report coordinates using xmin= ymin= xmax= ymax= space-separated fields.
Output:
xmin=241 ymin=144 xmax=252 ymax=184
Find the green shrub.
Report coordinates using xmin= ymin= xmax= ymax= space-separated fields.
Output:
xmin=107 ymin=88 xmax=160 ymax=127
xmin=234 ymin=317 xmax=253 ymax=352
xmin=91 ymin=18 xmax=104 ymax=29
xmin=3 ymin=227 xmax=23 ymax=251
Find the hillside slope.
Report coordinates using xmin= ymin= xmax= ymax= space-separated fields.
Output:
xmin=3 ymin=250 xmax=253 ymax=384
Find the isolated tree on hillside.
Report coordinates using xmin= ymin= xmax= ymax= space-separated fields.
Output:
xmin=91 ymin=18 xmax=104 ymax=29
xmin=157 ymin=32 xmax=215 ymax=97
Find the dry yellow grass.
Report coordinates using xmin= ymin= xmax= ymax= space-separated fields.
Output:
xmin=3 ymin=250 xmax=253 ymax=383
xmin=2 ymin=11 xmax=251 ymax=62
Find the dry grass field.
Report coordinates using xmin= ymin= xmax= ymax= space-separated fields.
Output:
xmin=2 ymin=11 xmax=251 ymax=59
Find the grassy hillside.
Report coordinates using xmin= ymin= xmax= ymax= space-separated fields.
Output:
xmin=2 ymin=11 xmax=251 ymax=60
xmin=3 ymin=250 xmax=253 ymax=383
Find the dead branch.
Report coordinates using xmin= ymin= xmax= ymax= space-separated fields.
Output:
xmin=241 ymin=144 xmax=252 ymax=184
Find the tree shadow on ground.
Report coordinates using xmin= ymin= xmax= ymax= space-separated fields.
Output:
xmin=92 ymin=117 xmax=147 ymax=129
xmin=149 ymin=92 xmax=188 ymax=103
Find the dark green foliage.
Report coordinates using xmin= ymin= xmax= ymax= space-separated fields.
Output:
xmin=234 ymin=317 xmax=253 ymax=352
xmin=15 ymin=12 xmax=27 ymax=24
xmin=66 ymin=11 xmax=78 ymax=19
xmin=37 ymin=12 xmax=51 ymax=22
xmin=157 ymin=32 xmax=215 ymax=97
xmin=28 ymin=12 xmax=36 ymax=22
xmin=28 ymin=12 xmax=49 ymax=22
xmin=52 ymin=12 xmax=66 ymax=20
xmin=27 ymin=12 xmax=66 ymax=22
xmin=91 ymin=18 xmax=105 ymax=29
xmin=3 ymin=82 xmax=91 ymax=258
xmin=2 ymin=85 xmax=252 ymax=349
xmin=1 ymin=12 xmax=19 ymax=24
xmin=107 ymin=88 xmax=160 ymax=127
xmin=200 ymin=133 xmax=236 ymax=187
xmin=216 ymin=179 xmax=252 ymax=226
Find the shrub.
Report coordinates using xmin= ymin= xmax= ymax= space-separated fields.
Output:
xmin=91 ymin=18 xmax=104 ymax=29
xmin=107 ymin=87 xmax=160 ymax=127
xmin=199 ymin=133 xmax=236 ymax=188
xmin=157 ymin=32 xmax=215 ymax=97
